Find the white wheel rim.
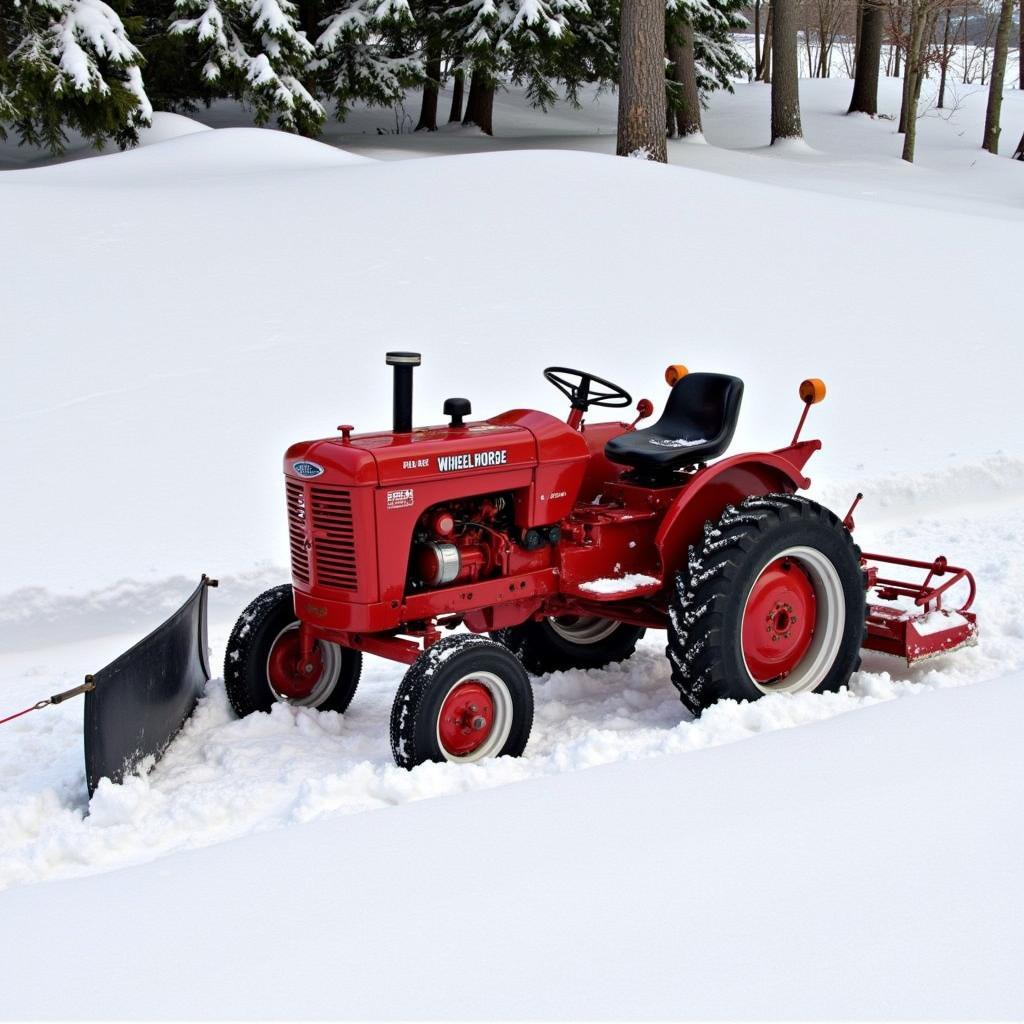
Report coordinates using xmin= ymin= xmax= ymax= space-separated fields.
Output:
xmin=265 ymin=623 xmax=343 ymax=707
xmin=436 ymin=670 xmax=514 ymax=763
xmin=547 ymin=615 xmax=621 ymax=645
xmin=740 ymin=545 xmax=846 ymax=695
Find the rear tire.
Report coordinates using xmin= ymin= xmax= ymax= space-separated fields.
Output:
xmin=491 ymin=617 xmax=645 ymax=675
xmin=390 ymin=635 xmax=533 ymax=769
xmin=224 ymin=584 xmax=361 ymax=717
xmin=667 ymin=494 xmax=865 ymax=716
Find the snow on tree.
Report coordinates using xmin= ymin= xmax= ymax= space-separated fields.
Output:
xmin=667 ymin=0 xmax=746 ymax=96
xmin=171 ymin=0 xmax=324 ymax=134
xmin=314 ymin=0 xmax=420 ymax=119
xmin=449 ymin=0 xmax=593 ymax=130
xmin=0 ymin=0 xmax=152 ymax=153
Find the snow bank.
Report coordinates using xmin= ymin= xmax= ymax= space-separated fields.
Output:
xmin=3 ymin=124 xmax=368 ymax=185
xmin=137 ymin=111 xmax=212 ymax=145
xmin=1 ymin=674 xmax=1020 ymax=1019
xmin=0 ymin=143 xmax=1018 ymax=597
xmin=3 ymin=483 xmax=1020 ymax=894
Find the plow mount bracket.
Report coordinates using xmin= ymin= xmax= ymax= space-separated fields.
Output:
xmin=861 ymin=552 xmax=977 ymax=665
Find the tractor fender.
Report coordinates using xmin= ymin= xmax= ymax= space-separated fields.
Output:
xmin=654 ymin=450 xmax=815 ymax=577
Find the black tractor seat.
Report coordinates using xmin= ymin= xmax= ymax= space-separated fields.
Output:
xmin=604 ymin=372 xmax=744 ymax=475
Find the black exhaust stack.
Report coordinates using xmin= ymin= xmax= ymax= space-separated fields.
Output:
xmin=386 ymin=351 xmax=421 ymax=434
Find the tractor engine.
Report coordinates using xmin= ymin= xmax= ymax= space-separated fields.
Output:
xmin=410 ymin=496 xmax=510 ymax=590
xmin=410 ymin=495 xmax=564 ymax=591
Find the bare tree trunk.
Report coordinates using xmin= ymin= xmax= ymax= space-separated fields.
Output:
xmin=1020 ymin=2 xmax=1023 ymax=90
xmin=901 ymin=2 xmax=927 ymax=160
xmin=962 ymin=2 xmax=969 ymax=82
xmin=1014 ymin=130 xmax=1024 ymax=158
xmin=853 ymin=0 xmax=864 ymax=69
xmin=416 ymin=34 xmax=442 ymax=131
xmin=759 ymin=3 xmax=774 ymax=80
xmin=754 ymin=0 xmax=762 ymax=73
xmin=462 ymin=70 xmax=495 ymax=134
xmin=937 ymin=8 xmax=951 ymax=107
xmin=667 ymin=19 xmax=703 ymax=136
xmin=849 ymin=0 xmax=884 ymax=112
xmin=448 ymin=66 xmax=465 ymax=122
xmin=771 ymin=0 xmax=802 ymax=140
xmin=982 ymin=0 xmax=1014 ymax=153
xmin=616 ymin=0 xmax=668 ymax=160
xmin=898 ymin=39 xmax=912 ymax=131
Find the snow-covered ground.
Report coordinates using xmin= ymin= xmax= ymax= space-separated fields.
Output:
xmin=2 ymin=69 xmax=1022 ymax=1017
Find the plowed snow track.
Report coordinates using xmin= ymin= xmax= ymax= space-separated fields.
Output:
xmin=2 ymin=492 xmax=1020 ymax=891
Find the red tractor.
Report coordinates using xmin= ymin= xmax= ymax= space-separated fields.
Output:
xmin=225 ymin=353 xmax=977 ymax=769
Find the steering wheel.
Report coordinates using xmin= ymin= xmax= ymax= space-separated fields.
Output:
xmin=543 ymin=366 xmax=632 ymax=412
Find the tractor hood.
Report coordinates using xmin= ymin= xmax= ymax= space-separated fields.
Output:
xmin=284 ymin=410 xmax=586 ymax=487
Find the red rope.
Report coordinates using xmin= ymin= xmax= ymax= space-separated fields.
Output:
xmin=0 ymin=700 xmax=50 ymax=726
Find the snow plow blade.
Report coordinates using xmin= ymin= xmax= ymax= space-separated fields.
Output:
xmin=83 ymin=576 xmax=215 ymax=797
xmin=861 ymin=553 xmax=978 ymax=665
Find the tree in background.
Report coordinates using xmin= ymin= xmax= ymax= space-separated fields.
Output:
xmin=666 ymin=0 xmax=747 ymax=137
xmin=616 ymin=0 xmax=667 ymax=157
xmin=898 ymin=0 xmax=942 ymax=160
xmin=444 ymin=0 xmax=594 ymax=135
xmin=847 ymin=0 xmax=883 ymax=112
xmin=316 ymin=0 xmax=419 ymax=121
xmin=770 ymin=0 xmax=801 ymax=140
xmin=666 ymin=16 xmax=702 ymax=134
xmin=414 ymin=0 xmax=443 ymax=128
xmin=981 ymin=0 xmax=1014 ymax=152
xmin=0 ymin=0 xmax=151 ymax=152
xmin=171 ymin=0 xmax=324 ymax=133
xmin=130 ymin=0 xmax=217 ymax=112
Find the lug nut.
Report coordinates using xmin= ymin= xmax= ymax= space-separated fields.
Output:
xmin=470 ymin=715 xmax=487 ymax=730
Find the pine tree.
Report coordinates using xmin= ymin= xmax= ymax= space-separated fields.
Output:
xmin=449 ymin=0 xmax=594 ymax=132
xmin=171 ymin=0 xmax=324 ymax=133
xmin=676 ymin=0 xmax=746 ymax=94
xmin=1 ymin=0 xmax=152 ymax=153
xmin=617 ymin=0 xmax=666 ymax=158
xmin=129 ymin=0 xmax=216 ymax=113
xmin=315 ymin=0 xmax=420 ymax=120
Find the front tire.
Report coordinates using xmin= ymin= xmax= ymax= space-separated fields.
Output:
xmin=667 ymin=494 xmax=865 ymax=716
xmin=390 ymin=635 xmax=534 ymax=769
xmin=224 ymin=584 xmax=361 ymax=717
xmin=491 ymin=616 xmax=645 ymax=675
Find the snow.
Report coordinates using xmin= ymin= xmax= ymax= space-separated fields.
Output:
xmin=578 ymin=572 xmax=660 ymax=594
xmin=2 ymin=68 xmax=1024 ymax=1016
xmin=908 ymin=608 xmax=971 ymax=635
xmin=1 ymin=675 xmax=1021 ymax=1019
xmin=649 ymin=435 xmax=706 ymax=447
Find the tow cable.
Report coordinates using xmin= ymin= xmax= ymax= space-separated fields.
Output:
xmin=0 ymin=677 xmax=96 ymax=726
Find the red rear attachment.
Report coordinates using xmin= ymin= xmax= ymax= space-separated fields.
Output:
xmin=861 ymin=552 xmax=978 ymax=664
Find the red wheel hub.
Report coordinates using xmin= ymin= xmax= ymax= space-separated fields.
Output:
xmin=742 ymin=557 xmax=817 ymax=684
xmin=267 ymin=629 xmax=324 ymax=700
xmin=438 ymin=681 xmax=495 ymax=757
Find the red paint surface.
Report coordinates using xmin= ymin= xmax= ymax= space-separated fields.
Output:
xmin=267 ymin=629 xmax=323 ymax=700
xmin=741 ymin=557 xmax=817 ymax=683
xmin=437 ymin=681 xmax=495 ymax=756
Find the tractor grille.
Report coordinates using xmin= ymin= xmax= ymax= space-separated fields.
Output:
xmin=309 ymin=486 xmax=359 ymax=591
xmin=285 ymin=481 xmax=310 ymax=584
